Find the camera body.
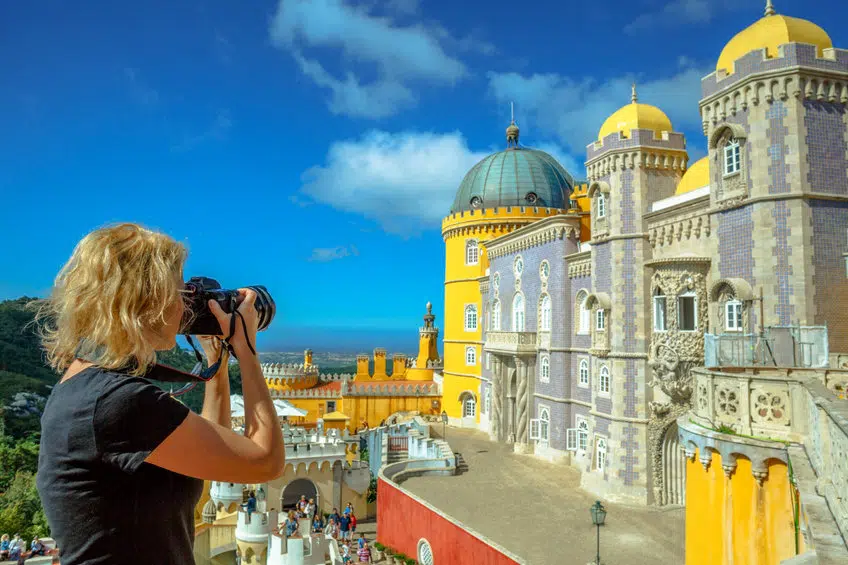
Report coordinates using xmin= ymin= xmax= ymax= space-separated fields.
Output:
xmin=180 ymin=276 xmax=276 ymax=336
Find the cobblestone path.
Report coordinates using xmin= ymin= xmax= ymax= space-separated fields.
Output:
xmin=399 ymin=426 xmax=685 ymax=565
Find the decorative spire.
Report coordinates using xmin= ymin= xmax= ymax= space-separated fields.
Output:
xmin=506 ymin=101 xmax=520 ymax=148
xmin=765 ymin=0 xmax=775 ymax=16
xmin=631 ymin=83 xmax=638 ymax=103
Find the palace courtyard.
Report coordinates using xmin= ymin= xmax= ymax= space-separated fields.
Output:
xmin=400 ymin=427 xmax=685 ymax=565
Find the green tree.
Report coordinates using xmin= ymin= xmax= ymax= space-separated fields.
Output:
xmin=0 ymin=471 xmax=49 ymax=540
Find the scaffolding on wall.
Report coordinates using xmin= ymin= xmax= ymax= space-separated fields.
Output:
xmin=704 ymin=326 xmax=829 ymax=368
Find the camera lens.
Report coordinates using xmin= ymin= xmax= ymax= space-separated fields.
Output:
xmin=246 ymin=285 xmax=275 ymax=331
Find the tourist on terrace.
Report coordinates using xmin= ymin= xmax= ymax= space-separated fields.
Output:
xmin=311 ymin=512 xmax=325 ymax=533
xmin=344 ymin=502 xmax=353 ymax=515
xmin=283 ymin=510 xmax=299 ymax=537
xmin=30 ymin=538 xmax=46 ymax=557
xmin=339 ymin=512 xmax=352 ymax=541
xmin=357 ymin=532 xmax=367 ymax=550
xmin=329 ymin=507 xmax=341 ymax=525
xmin=34 ymin=223 xmax=286 ymax=565
xmin=348 ymin=511 xmax=357 ymax=541
xmin=324 ymin=517 xmax=339 ymax=539
xmin=244 ymin=491 xmax=257 ymax=522
xmin=1 ymin=534 xmax=10 ymax=560
xmin=306 ymin=497 xmax=316 ymax=519
xmin=340 ymin=540 xmax=351 ymax=564
xmin=357 ymin=541 xmax=372 ymax=563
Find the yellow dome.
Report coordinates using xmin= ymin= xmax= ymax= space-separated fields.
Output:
xmin=597 ymin=86 xmax=673 ymax=142
xmin=716 ymin=10 xmax=832 ymax=75
xmin=676 ymin=157 xmax=710 ymax=195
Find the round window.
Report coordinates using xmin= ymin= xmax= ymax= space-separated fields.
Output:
xmin=514 ymin=257 xmax=524 ymax=276
xmin=470 ymin=196 xmax=482 ymax=209
xmin=540 ymin=260 xmax=550 ymax=280
xmin=418 ymin=539 xmax=434 ymax=565
xmin=525 ymin=192 xmax=538 ymax=204
xmin=493 ymin=272 xmax=500 ymax=290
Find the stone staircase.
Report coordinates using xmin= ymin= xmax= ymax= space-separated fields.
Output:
xmin=386 ymin=447 xmax=408 ymax=463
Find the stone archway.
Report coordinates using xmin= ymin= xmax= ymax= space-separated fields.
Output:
xmin=281 ymin=478 xmax=318 ymax=511
xmin=660 ymin=422 xmax=686 ymax=506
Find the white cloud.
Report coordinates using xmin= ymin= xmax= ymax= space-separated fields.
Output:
xmin=486 ymin=62 xmax=711 ymax=157
xmin=624 ymin=0 xmax=746 ymax=35
xmin=269 ymin=0 xmax=479 ymax=118
xmin=299 ymin=130 xmax=489 ymax=233
xmin=309 ymin=245 xmax=359 ymax=262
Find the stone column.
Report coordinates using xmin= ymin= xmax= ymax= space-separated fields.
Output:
xmin=514 ymin=357 xmax=530 ymax=451
xmin=490 ymin=356 xmax=503 ymax=442
xmin=506 ymin=364 xmax=517 ymax=444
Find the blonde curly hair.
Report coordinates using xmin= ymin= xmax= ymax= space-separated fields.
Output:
xmin=31 ymin=222 xmax=188 ymax=377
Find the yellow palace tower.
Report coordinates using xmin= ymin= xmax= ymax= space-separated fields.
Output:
xmin=441 ymin=113 xmax=585 ymax=425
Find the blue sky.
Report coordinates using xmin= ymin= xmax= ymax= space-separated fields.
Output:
xmin=1 ymin=0 xmax=845 ymax=352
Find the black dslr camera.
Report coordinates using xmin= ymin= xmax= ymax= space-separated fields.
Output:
xmin=180 ymin=276 xmax=276 ymax=336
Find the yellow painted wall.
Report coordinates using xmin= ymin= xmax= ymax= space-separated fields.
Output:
xmin=441 ymin=207 xmax=564 ymax=420
xmin=266 ymin=461 xmax=371 ymax=518
xmin=345 ymin=395 xmax=438 ymax=430
xmin=685 ymin=449 xmax=800 ymax=565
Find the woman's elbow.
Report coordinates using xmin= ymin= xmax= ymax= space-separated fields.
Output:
xmin=255 ymin=450 xmax=286 ymax=482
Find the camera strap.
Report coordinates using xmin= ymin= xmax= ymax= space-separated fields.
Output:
xmin=174 ymin=307 xmax=257 ymax=396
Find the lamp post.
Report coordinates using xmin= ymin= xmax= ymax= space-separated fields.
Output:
xmin=441 ymin=410 xmax=448 ymax=440
xmin=590 ymin=500 xmax=606 ymax=565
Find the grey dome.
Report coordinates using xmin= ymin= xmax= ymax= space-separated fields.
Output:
xmin=451 ymin=147 xmax=575 ymax=214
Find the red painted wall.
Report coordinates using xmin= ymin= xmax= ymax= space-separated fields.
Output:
xmin=377 ymin=477 xmax=521 ymax=565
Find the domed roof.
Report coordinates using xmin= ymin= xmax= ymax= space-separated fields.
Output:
xmin=202 ymin=499 xmax=217 ymax=523
xmin=676 ymin=157 xmax=710 ymax=195
xmin=451 ymin=146 xmax=575 ymax=214
xmin=716 ymin=3 xmax=832 ymax=75
xmin=597 ymin=84 xmax=673 ymax=142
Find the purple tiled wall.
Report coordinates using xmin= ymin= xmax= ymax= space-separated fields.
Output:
xmin=767 ymin=101 xmax=791 ymax=195
xmin=586 ymin=130 xmax=687 ymax=161
xmin=810 ymin=200 xmax=848 ymax=352
xmin=572 ymin=354 xmax=591 ymax=403
xmin=620 ymin=169 xmax=636 ymax=232
xmin=717 ymin=206 xmax=755 ymax=282
xmin=594 ymin=243 xmax=612 ymax=294
xmin=772 ymin=201 xmax=795 ymax=325
xmin=804 ymin=101 xmax=848 ymax=195
xmin=534 ymin=396 xmax=569 ymax=451
xmin=619 ymin=425 xmax=640 ymax=486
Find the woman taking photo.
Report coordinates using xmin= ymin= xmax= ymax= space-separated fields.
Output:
xmin=34 ymin=223 xmax=285 ymax=564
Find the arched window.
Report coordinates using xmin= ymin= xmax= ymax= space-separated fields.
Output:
xmin=465 ymin=239 xmax=479 ymax=265
xmin=463 ymin=396 xmax=476 ymax=417
xmin=464 ymin=304 xmax=478 ymax=331
xmin=579 ymin=359 xmax=589 ymax=385
xmin=539 ymin=260 xmax=550 ymax=281
xmin=577 ymin=418 xmax=589 ymax=452
xmin=597 ymin=192 xmax=606 ymax=218
xmin=484 ymin=387 xmax=491 ymax=414
xmin=491 ymin=299 xmax=501 ymax=331
xmin=512 ymin=293 xmax=525 ymax=331
xmin=539 ymin=408 xmax=550 ymax=444
xmin=678 ymin=291 xmax=697 ymax=331
xmin=540 ymin=294 xmax=552 ymax=331
xmin=596 ymin=437 xmax=607 ymax=471
xmin=576 ymin=290 xmax=590 ymax=334
xmin=726 ymin=299 xmax=743 ymax=331
xmin=653 ymin=288 xmax=667 ymax=332
xmin=724 ymin=138 xmax=741 ymax=175
xmin=599 ymin=366 xmax=610 ymax=394
xmin=465 ymin=346 xmax=476 ymax=366
xmin=540 ymin=356 xmax=550 ymax=383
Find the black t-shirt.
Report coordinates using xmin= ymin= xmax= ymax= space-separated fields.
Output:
xmin=36 ymin=367 xmax=203 ymax=565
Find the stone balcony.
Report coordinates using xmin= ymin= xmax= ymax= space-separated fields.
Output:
xmin=691 ymin=366 xmax=848 ymax=441
xmin=483 ymin=331 xmax=538 ymax=355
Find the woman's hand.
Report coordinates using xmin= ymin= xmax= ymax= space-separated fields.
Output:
xmin=208 ymin=288 xmax=260 ymax=358
xmin=197 ymin=335 xmax=226 ymax=365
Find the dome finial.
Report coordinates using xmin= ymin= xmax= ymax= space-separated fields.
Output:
xmin=506 ymin=101 xmax=520 ymax=148
xmin=765 ymin=0 xmax=775 ymax=16
xmin=631 ymin=83 xmax=638 ymax=104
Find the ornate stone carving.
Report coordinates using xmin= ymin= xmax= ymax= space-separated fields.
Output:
xmin=750 ymin=388 xmax=790 ymax=426
xmin=491 ymin=360 xmax=503 ymax=441
xmin=648 ymin=342 xmax=694 ymax=413
xmin=515 ymin=359 xmax=529 ymax=444
xmin=716 ymin=387 xmax=740 ymax=419
xmin=648 ymin=405 xmax=689 ymax=505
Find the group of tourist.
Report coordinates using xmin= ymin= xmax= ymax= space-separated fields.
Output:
xmin=0 ymin=534 xmax=54 ymax=563
xmin=276 ymin=500 xmax=372 ymax=562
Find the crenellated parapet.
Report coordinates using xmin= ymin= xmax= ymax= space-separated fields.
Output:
xmin=441 ymin=206 xmax=568 ymax=241
xmin=342 ymin=381 xmax=440 ymax=397
xmin=483 ymin=214 xmax=581 ymax=260
xmin=585 ymin=129 xmax=689 ymax=180
xmin=261 ymin=362 xmax=320 ymax=378
xmin=700 ymin=44 xmax=848 ymax=136
xmin=270 ymin=386 xmax=341 ymax=399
